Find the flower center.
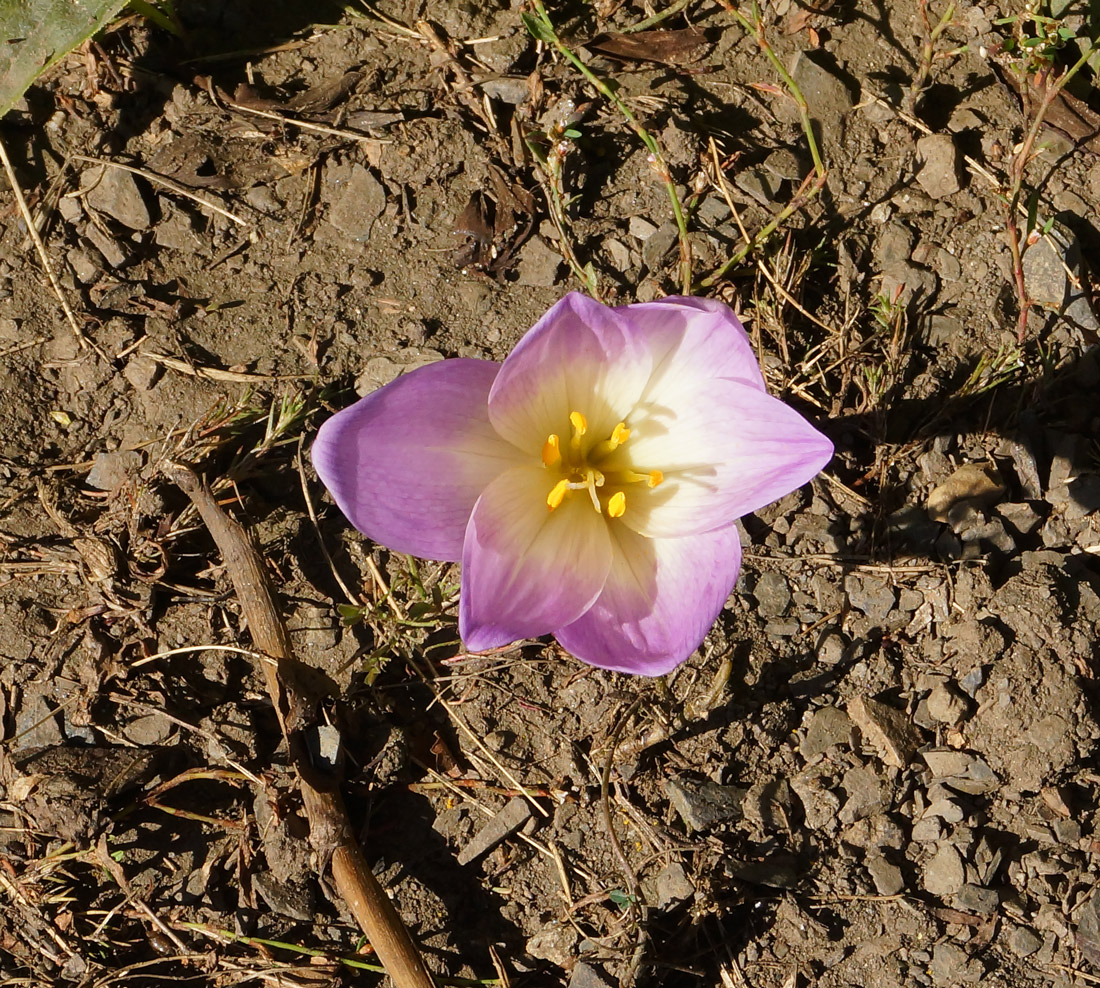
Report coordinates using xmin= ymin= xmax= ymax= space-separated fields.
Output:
xmin=542 ymin=410 xmax=663 ymax=517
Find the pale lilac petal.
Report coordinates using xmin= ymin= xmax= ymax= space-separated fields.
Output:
xmin=460 ymin=464 xmax=612 ymax=651
xmin=488 ymin=292 xmax=652 ymax=453
xmin=555 ymin=522 xmax=742 ymax=676
xmin=615 ymin=379 xmax=833 ymax=538
xmin=616 ymin=296 xmax=767 ymax=394
xmin=312 ymin=359 xmax=522 ymax=562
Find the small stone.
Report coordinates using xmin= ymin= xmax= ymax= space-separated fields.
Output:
xmin=457 ymin=797 xmax=532 ymax=866
xmin=780 ymin=50 xmax=856 ymax=132
xmin=801 ymin=705 xmax=852 ymax=759
xmin=83 ymin=221 xmax=128 ymax=268
xmin=67 ymin=247 xmax=100 ymax=284
xmin=846 ymin=696 xmax=921 ymax=768
xmin=912 ymin=817 xmax=943 ymax=842
xmin=123 ymin=355 xmax=159 ymax=391
xmin=926 ymin=684 xmax=968 ymax=725
xmin=655 ymin=862 xmax=694 ymax=909
xmin=752 ymin=571 xmax=791 ymax=618
xmin=527 ymin=922 xmax=578 ymax=968
xmin=327 ymin=164 xmax=386 ymax=241
xmin=926 ymin=463 xmax=1004 ymax=522
xmin=915 ymin=134 xmax=962 ymax=199
xmin=355 ymin=348 xmax=444 ymax=396
xmin=922 ymin=798 xmax=964 ymax=824
xmin=844 ymin=574 xmax=896 ymax=625
xmin=923 ymin=843 xmax=965 ymax=896
xmin=514 ymin=236 xmax=563 ymax=287
xmin=838 ymin=765 xmax=885 ymax=824
xmin=929 ymin=941 xmax=982 ymax=985
xmin=1022 ymin=222 xmax=1099 ymax=332
xmin=953 ymin=883 xmax=999 ymax=915
xmin=83 ymin=165 xmax=153 ymax=230
xmin=642 ymin=222 xmax=678 ymax=272
xmin=666 ymin=777 xmax=746 ymax=832
xmin=1008 ymin=926 xmax=1042 ymax=958
xmin=86 ymin=449 xmax=142 ymax=492
xmin=568 ymin=961 xmax=614 ymax=988
xmin=866 ymin=851 xmax=905 ymax=895
xmin=628 ymin=215 xmax=658 ymax=240
xmin=604 ymin=238 xmax=631 ymax=272
xmin=922 ymin=750 xmax=999 ymax=794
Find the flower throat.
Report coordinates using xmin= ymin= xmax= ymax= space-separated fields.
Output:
xmin=541 ymin=410 xmax=662 ymax=518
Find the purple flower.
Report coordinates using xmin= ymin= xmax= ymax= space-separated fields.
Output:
xmin=312 ymin=293 xmax=832 ymax=676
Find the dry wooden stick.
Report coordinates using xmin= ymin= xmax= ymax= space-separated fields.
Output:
xmin=0 ymin=135 xmax=95 ymax=352
xmin=162 ymin=460 xmax=436 ymax=988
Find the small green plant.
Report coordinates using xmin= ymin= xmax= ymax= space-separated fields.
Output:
xmin=908 ymin=0 xmax=968 ymax=115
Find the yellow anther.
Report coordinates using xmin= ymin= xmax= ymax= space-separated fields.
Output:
xmin=648 ymin=470 xmax=664 ymax=488
xmin=542 ymin=434 xmax=561 ymax=467
xmin=607 ymin=491 xmax=626 ymax=518
xmin=610 ymin=422 xmax=630 ymax=447
xmin=547 ymin=478 xmax=570 ymax=511
xmin=569 ymin=410 xmax=588 ymax=449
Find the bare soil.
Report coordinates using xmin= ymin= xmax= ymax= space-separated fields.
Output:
xmin=2 ymin=1 xmax=1100 ymax=986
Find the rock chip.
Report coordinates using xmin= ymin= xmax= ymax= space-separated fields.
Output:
xmin=667 ymin=777 xmax=746 ymax=832
xmin=527 ymin=922 xmax=577 ymax=968
xmin=1009 ymin=926 xmax=1043 ymax=958
xmin=926 ymin=684 xmax=968 ymax=725
xmin=923 ymin=843 xmax=965 ymax=895
xmin=457 ymin=797 xmax=532 ymax=865
xmin=847 ymin=696 xmax=921 ymax=768
xmin=929 ymin=941 xmax=982 ymax=984
xmin=752 ymin=570 xmax=791 ymax=618
xmin=568 ymin=961 xmax=614 ymax=988
xmin=83 ymin=165 xmax=153 ymax=230
xmin=844 ymin=574 xmax=896 ymax=625
xmin=866 ymin=851 xmax=905 ymax=895
xmin=515 ymin=236 xmax=564 ymax=286
xmin=801 ymin=705 xmax=852 ymax=759
xmin=780 ymin=50 xmax=856 ymax=133
xmin=915 ymin=133 xmax=962 ymax=199
xmin=326 ymin=164 xmax=386 ymax=241
xmin=926 ymin=462 xmax=1004 ymax=522
xmin=922 ymin=749 xmax=998 ymax=794
xmin=838 ymin=765 xmax=886 ymax=824
xmin=86 ymin=449 xmax=142 ymax=492
xmin=655 ymin=862 xmax=695 ymax=909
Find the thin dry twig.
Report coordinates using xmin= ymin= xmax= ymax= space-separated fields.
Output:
xmin=162 ymin=460 xmax=437 ymax=988
xmin=70 ymin=153 xmax=251 ymax=227
xmin=0 ymin=135 xmax=95 ymax=351
xmin=219 ymin=96 xmax=394 ymax=145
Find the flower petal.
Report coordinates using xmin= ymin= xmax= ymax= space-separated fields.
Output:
xmin=617 ymin=379 xmax=833 ymax=538
xmin=460 ymin=463 xmax=613 ymax=651
xmin=488 ymin=292 xmax=652 ymax=452
xmin=312 ymin=359 xmax=522 ymax=562
xmin=616 ymin=295 xmax=766 ymax=394
xmin=555 ymin=522 xmax=742 ymax=676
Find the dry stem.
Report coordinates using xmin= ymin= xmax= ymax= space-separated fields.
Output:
xmin=163 ymin=460 xmax=436 ymax=988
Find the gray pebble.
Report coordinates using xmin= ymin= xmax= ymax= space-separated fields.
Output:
xmin=923 ymin=843 xmax=965 ymax=895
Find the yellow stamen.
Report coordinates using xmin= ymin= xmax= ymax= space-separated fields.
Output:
xmin=607 ymin=491 xmax=626 ymax=518
xmin=542 ymin=434 xmax=561 ymax=467
xmin=569 ymin=410 xmax=587 ymax=449
xmin=648 ymin=470 xmax=663 ymax=488
xmin=610 ymin=422 xmax=630 ymax=447
xmin=547 ymin=478 xmax=569 ymax=511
